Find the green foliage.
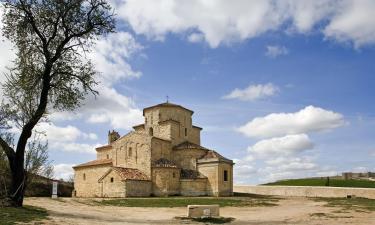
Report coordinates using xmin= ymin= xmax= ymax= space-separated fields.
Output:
xmin=0 ymin=205 xmax=48 ymax=225
xmin=98 ymin=196 xmax=278 ymax=208
xmin=264 ymin=178 xmax=375 ymax=188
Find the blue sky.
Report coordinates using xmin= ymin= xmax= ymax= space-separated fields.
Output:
xmin=1 ymin=0 xmax=375 ymax=184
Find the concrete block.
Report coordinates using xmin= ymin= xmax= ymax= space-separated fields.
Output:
xmin=187 ymin=205 xmax=220 ymax=218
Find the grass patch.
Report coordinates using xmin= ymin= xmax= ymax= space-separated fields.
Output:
xmin=264 ymin=178 xmax=375 ymax=188
xmin=176 ymin=216 xmax=235 ymax=224
xmin=0 ymin=205 xmax=48 ymax=225
xmin=314 ymin=197 xmax=375 ymax=212
xmin=97 ymin=195 xmax=278 ymax=208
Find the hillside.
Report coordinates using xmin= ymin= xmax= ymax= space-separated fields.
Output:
xmin=263 ymin=178 xmax=375 ymax=188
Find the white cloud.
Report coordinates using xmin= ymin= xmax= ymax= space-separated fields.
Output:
xmin=238 ymin=105 xmax=345 ymax=138
xmin=223 ymin=83 xmax=279 ymax=101
xmin=33 ymin=122 xmax=101 ymax=154
xmin=53 ymin=164 xmax=74 ymax=181
xmin=35 ymin=123 xmax=97 ymax=142
xmin=188 ymin=33 xmax=204 ymax=43
xmin=249 ymin=134 xmax=314 ymax=157
xmin=352 ymin=166 xmax=368 ymax=173
xmin=114 ymin=0 xmax=375 ymax=48
xmin=265 ymin=45 xmax=289 ymax=58
xmin=47 ymin=32 xmax=144 ymax=130
xmin=324 ymin=0 xmax=375 ymax=48
xmin=50 ymin=142 xmax=100 ymax=154
xmin=82 ymin=86 xmax=143 ymax=130
xmin=90 ymin=32 xmax=143 ymax=85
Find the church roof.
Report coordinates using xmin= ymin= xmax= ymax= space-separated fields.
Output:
xmin=173 ymin=141 xmax=209 ymax=151
xmin=112 ymin=167 xmax=149 ymax=181
xmin=198 ymin=150 xmax=234 ymax=164
xmin=132 ymin=123 xmax=144 ymax=129
xmin=152 ymin=158 xmax=178 ymax=168
xmin=143 ymin=102 xmax=194 ymax=115
xmin=73 ymin=159 xmax=112 ymax=168
xmin=180 ymin=169 xmax=206 ymax=179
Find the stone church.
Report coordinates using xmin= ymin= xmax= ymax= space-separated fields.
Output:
xmin=73 ymin=102 xmax=234 ymax=197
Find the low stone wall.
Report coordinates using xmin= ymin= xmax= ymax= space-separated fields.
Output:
xmin=125 ymin=180 xmax=151 ymax=197
xmin=180 ymin=179 xmax=207 ymax=196
xmin=234 ymin=185 xmax=375 ymax=199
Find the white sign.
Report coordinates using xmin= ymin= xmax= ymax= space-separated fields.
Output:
xmin=52 ymin=181 xmax=58 ymax=198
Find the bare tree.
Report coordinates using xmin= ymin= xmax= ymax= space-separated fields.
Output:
xmin=25 ymin=133 xmax=54 ymax=182
xmin=0 ymin=0 xmax=115 ymax=206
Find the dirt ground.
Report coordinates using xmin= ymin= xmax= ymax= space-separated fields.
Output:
xmin=24 ymin=197 xmax=375 ymax=225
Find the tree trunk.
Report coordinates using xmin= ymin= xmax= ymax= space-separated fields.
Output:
xmin=8 ymin=155 xmax=26 ymax=207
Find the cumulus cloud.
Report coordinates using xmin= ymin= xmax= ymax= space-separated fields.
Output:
xmin=223 ymin=83 xmax=279 ymax=101
xmin=35 ymin=123 xmax=98 ymax=142
xmin=236 ymin=105 xmax=345 ymax=184
xmin=50 ymin=142 xmax=101 ymax=154
xmin=89 ymin=32 xmax=143 ymax=85
xmin=188 ymin=33 xmax=204 ymax=43
xmin=265 ymin=45 xmax=289 ymax=58
xmin=53 ymin=164 xmax=74 ymax=180
xmin=114 ymin=0 xmax=375 ymax=48
xmin=46 ymin=32 xmax=144 ymax=130
xmin=248 ymin=134 xmax=314 ymax=157
xmin=33 ymin=122 xmax=102 ymax=154
xmin=238 ymin=105 xmax=345 ymax=138
xmin=324 ymin=0 xmax=375 ymax=48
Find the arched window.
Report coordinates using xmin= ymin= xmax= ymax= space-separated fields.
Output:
xmin=185 ymin=128 xmax=187 ymax=136
xmin=83 ymin=173 xmax=86 ymax=181
xmin=149 ymin=127 xmax=153 ymax=136
xmin=106 ymin=154 xmax=109 ymax=159
xmin=110 ymin=177 xmax=114 ymax=183
xmin=129 ymin=147 xmax=132 ymax=157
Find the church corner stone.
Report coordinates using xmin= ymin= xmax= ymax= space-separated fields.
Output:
xmin=72 ymin=102 xmax=234 ymax=197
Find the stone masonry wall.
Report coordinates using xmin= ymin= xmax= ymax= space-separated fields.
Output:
xmin=234 ymin=185 xmax=375 ymax=199
xmin=100 ymin=170 xmax=125 ymax=197
xmin=97 ymin=147 xmax=112 ymax=160
xmin=112 ymin=132 xmax=152 ymax=177
xmin=172 ymin=149 xmax=207 ymax=170
xmin=217 ymin=162 xmax=233 ymax=196
xmin=151 ymin=138 xmax=172 ymax=161
xmin=151 ymin=167 xmax=180 ymax=196
xmin=180 ymin=179 xmax=207 ymax=196
xmin=125 ymin=180 xmax=151 ymax=197
xmin=197 ymin=163 xmax=218 ymax=196
xmin=74 ymin=165 xmax=111 ymax=197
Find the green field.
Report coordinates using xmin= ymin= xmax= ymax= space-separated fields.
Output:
xmin=97 ymin=194 xmax=279 ymax=207
xmin=0 ymin=205 xmax=48 ymax=225
xmin=264 ymin=178 xmax=375 ymax=188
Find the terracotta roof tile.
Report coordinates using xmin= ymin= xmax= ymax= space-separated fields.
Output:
xmin=173 ymin=141 xmax=209 ymax=151
xmin=200 ymin=150 xmax=229 ymax=160
xmin=152 ymin=158 xmax=178 ymax=168
xmin=181 ymin=169 xmax=206 ymax=179
xmin=95 ymin=145 xmax=112 ymax=150
xmin=112 ymin=167 xmax=149 ymax=181
xmin=143 ymin=102 xmax=194 ymax=115
xmin=73 ymin=159 xmax=112 ymax=168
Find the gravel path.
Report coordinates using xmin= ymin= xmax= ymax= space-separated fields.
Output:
xmin=24 ymin=197 xmax=375 ymax=225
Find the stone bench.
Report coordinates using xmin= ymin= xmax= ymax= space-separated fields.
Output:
xmin=187 ymin=205 xmax=220 ymax=218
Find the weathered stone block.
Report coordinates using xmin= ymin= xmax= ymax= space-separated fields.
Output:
xmin=187 ymin=205 xmax=220 ymax=218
